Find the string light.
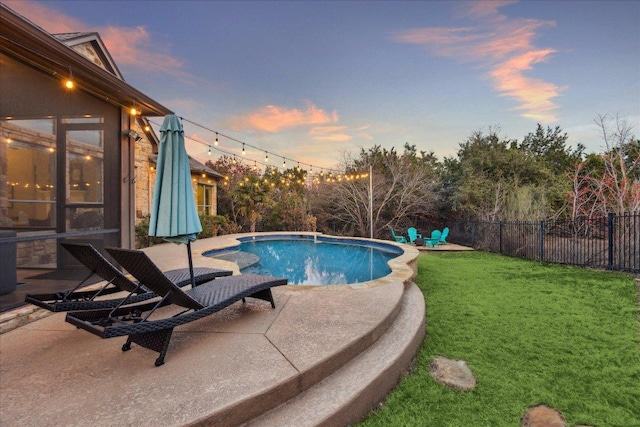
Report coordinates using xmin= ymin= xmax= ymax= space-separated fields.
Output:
xmin=129 ymin=101 xmax=141 ymax=116
xmin=64 ymin=67 xmax=74 ymax=89
xmin=149 ymin=117 xmax=366 ymax=182
xmin=208 ymin=145 xmax=212 ymax=155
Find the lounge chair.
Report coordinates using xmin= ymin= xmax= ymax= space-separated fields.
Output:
xmin=407 ymin=227 xmax=422 ymax=244
xmin=65 ymin=247 xmax=288 ymax=366
xmin=425 ymin=230 xmax=442 ymax=248
xmin=25 ymin=242 xmax=232 ymax=312
xmin=440 ymin=227 xmax=449 ymax=244
xmin=390 ymin=228 xmax=407 ymax=243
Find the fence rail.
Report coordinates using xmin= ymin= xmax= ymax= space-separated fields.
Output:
xmin=448 ymin=213 xmax=639 ymax=273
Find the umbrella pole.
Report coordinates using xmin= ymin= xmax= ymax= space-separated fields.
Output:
xmin=187 ymin=241 xmax=196 ymax=288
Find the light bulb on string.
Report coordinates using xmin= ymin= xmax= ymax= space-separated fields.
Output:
xmin=215 ymin=132 xmax=219 ymax=146
xmin=242 ymin=143 xmax=246 ymax=156
xmin=265 ymin=152 xmax=269 ymax=162
xmin=64 ymin=67 xmax=74 ymax=89
xmin=208 ymin=146 xmax=212 ymax=156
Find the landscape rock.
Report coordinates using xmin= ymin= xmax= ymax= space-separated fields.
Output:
xmin=428 ymin=356 xmax=476 ymax=391
xmin=521 ymin=404 xmax=567 ymax=427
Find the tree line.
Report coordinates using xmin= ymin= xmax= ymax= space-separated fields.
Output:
xmin=205 ymin=114 xmax=639 ymax=239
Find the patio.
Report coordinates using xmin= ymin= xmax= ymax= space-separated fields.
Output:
xmin=0 ymin=234 xmax=425 ymax=426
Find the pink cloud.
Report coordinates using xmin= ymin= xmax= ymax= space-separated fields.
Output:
xmin=4 ymin=1 xmax=186 ymax=78
xmin=4 ymin=0 xmax=83 ymax=33
xmin=392 ymin=0 xmax=562 ymax=123
xmin=230 ymin=103 xmax=336 ymax=132
xmin=309 ymin=126 xmax=352 ymax=142
xmin=457 ymin=0 xmax=517 ymax=22
xmin=491 ymin=49 xmax=564 ymax=122
xmin=99 ymin=26 xmax=185 ymax=77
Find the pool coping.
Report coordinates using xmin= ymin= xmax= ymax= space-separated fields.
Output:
xmin=189 ymin=231 xmax=420 ymax=291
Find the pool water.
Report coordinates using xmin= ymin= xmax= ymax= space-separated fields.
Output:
xmin=210 ymin=237 xmax=400 ymax=285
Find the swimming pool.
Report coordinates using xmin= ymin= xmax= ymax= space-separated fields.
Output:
xmin=205 ymin=235 xmax=402 ymax=285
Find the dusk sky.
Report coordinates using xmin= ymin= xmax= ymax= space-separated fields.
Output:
xmin=5 ymin=0 xmax=640 ymax=172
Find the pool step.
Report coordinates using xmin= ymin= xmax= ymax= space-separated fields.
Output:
xmin=242 ymin=282 xmax=426 ymax=427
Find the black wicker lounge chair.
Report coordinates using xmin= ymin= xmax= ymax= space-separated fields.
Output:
xmin=65 ymin=247 xmax=288 ymax=366
xmin=25 ymin=242 xmax=232 ymax=312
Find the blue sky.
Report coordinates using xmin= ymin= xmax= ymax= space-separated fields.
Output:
xmin=6 ymin=0 xmax=640 ymax=171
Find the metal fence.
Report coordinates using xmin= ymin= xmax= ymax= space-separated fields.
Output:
xmin=448 ymin=213 xmax=639 ymax=273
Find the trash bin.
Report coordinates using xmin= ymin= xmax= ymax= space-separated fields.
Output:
xmin=0 ymin=231 xmax=18 ymax=295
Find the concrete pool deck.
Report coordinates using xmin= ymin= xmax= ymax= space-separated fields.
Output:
xmin=0 ymin=233 xmax=426 ymax=426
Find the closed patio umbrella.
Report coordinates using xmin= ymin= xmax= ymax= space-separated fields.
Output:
xmin=148 ymin=114 xmax=202 ymax=287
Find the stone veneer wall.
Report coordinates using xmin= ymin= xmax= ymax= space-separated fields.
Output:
xmin=17 ymin=239 xmax=58 ymax=268
xmin=134 ymin=122 xmax=154 ymax=222
xmin=133 ymin=122 xmax=218 ymax=221
xmin=0 ymin=305 xmax=51 ymax=334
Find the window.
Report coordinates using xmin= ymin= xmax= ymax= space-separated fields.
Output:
xmin=197 ymin=183 xmax=213 ymax=215
xmin=1 ymin=119 xmax=56 ymax=229
xmin=66 ymin=130 xmax=104 ymax=205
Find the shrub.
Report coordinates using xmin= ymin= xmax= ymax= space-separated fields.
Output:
xmin=134 ymin=215 xmax=164 ymax=249
xmin=135 ymin=214 xmax=243 ymax=249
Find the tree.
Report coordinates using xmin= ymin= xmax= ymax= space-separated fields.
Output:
xmin=231 ymin=173 xmax=273 ymax=232
xmin=567 ymin=114 xmax=639 ymax=216
xmin=443 ymin=125 xmax=583 ymax=221
xmin=262 ymin=167 xmax=315 ymax=231
xmin=520 ymin=124 xmax=584 ymax=172
xmin=206 ymin=156 xmax=254 ymax=225
xmin=309 ymin=145 xmax=439 ymax=238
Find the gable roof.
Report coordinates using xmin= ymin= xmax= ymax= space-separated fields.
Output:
xmin=0 ymin=4 xmax=171 ymax=117
xmin=53 ymin=32 xmax=122 ymax=79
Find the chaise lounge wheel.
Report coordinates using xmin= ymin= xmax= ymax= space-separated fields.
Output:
xmin=155 ymin=357 xmax=165 ymax=367
xmin=122 ymin=342 xmax=131 ymax=352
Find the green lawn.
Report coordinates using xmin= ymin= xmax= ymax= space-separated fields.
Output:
xmin=359 ymin=251 xmax=640 ymax=427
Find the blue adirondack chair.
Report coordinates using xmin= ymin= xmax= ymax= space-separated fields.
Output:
xmin=390 ymin=228 xmax=407 ymax=243
xmin=440 ymin=227 xmax=449 ymax=244
xmin=425 ymin=229 xmax=442 ymax=248
xmin=407 ymin=227 xmax=422 ymax=244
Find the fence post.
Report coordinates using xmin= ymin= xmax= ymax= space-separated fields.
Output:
xmin=607 ymin=212 xmax=614 ymax=270
xmin=499 ymin=221 xmax=503 ymax=254
xmin=539 ymin=220 xmax=545 ymax=262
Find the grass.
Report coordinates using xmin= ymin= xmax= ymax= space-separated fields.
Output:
xmin=359 ymin=251 xmax=640 ymax=427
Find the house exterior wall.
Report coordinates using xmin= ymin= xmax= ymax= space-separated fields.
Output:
xmin=134 ymin=123 xmax=155 ymax=221
xmin=133 ymin=125 xmax=219 ymax=223
xmin=0 ymin=52 xmax=122 ymax=268
xmin=0 ymin=6 xmax=173 ymax=316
